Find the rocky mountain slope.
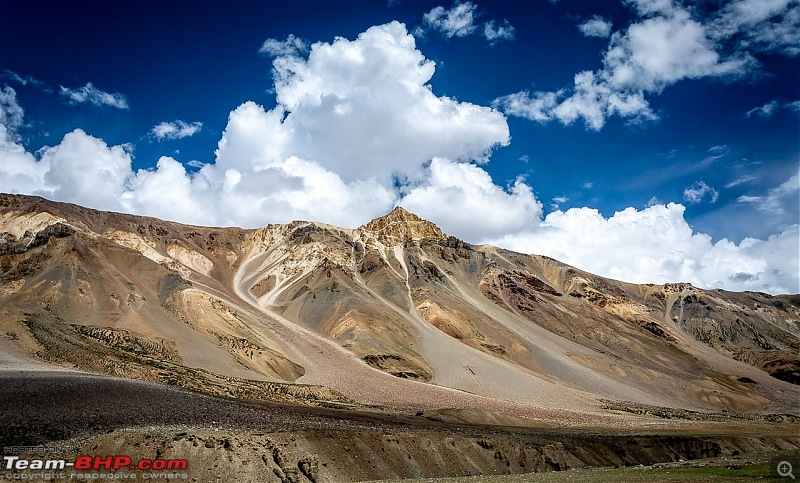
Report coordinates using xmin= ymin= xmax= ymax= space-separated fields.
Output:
xmin=1 ymin=193 xmax=798 ymax=422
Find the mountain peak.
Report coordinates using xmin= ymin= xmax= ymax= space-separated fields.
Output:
xmin=360 ymin=206 xmax=444 ymax=243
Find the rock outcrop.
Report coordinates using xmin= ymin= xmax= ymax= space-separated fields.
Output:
xmin=359 ymin=206 xmax=444 ymax=244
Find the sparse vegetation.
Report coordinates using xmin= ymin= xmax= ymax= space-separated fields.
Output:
xmin=600 ymin=399 xmax=799 ymax=423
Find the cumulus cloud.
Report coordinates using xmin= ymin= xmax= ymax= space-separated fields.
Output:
xmin=401 ymin=157 xmax=542 ymax=241
xmin=0 ymin=87 xmax=48 ymax=195
xmin=42 ymin=130 xmax=133 ymax=211
xmin=0 ymin=22 xmax=508 ymax=230
xmin=0 ymin=123 xmax=133 ymax=211
xmin=151 ymin=120 xmax=203 ymax=141
xmin=484 ymin=20 xmax=516 ymax=42
xmin=494 ymin=90 xmax=559 ymax=123
xmin=601 ymin=9 xmax=747 ymax=92
xmin=259 ymin=34 xmax=308 ymax=57
xmin=121 ymin=156 xmax=208 ymax=224
xmin=683 ymin=180 xmax=719 ymax=204
xmin=420 ymin=2 xmax=515 ymax=43
xmin=265 ymin=22 xmax=509 ymax=183
xmin=421 ymin=1 xmax=479 ymax=38
xmin=490 ymin=203 xmax=798 ymax=294
xmin=495 ymin=0 xmax=796 ymax=129
xmin=578 ymin=16 xmax=612 ymax=37
xmin=549 ymin=195 xmax=569 ymax=210
xmin=59 ymin=82 xmax=129 ymax=109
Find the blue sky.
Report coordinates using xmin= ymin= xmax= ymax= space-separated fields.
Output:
xmin=1 ymin=0 xmax=798 ymax=293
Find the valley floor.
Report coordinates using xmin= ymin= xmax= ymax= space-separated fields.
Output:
xmin=2 ymin=368 xmax=799 ymax=482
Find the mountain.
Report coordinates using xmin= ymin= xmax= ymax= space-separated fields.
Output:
xmin=1 ymin=193 xmax=798 ymax=421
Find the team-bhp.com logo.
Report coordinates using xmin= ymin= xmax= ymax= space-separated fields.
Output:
xmin=4 ymin=455 xmax=187 ymax=471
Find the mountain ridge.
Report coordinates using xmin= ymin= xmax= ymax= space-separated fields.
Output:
xmin=1 ymin=193 xmax=798 ymax=424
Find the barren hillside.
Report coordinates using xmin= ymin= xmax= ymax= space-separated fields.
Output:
xmin=1 ymin=193 xmax=798 ymax=423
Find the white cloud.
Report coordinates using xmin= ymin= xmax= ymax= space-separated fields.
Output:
xmin=151 ymin=120 xmax=203 ymax=141
xmin=211 ymin=103 xmax=398 ymax=226
xmin=578 ymin=16 xmax=612 ymax=37
xmin=490 ymin=203 xmax=798 ymax=294
xmin=0 ymin=87 xmax=48 ymax=195
xmin=745 ymin=171 xmax=799 ymax=218
xmin=259 ymin=34 xmax=308 ymax=57
xmin=493 ymin=90 xmax=560 ymax=123
xmin=420 ymin=2 xmax=515 ymax=43
xmin=550 ymin=195 xmax=569 ymax=210
xmin=683 ymin=180 xmax=719 ymax=204
xmin=484 ymin=20 xmax=516 ymax=42
xmin=2 ymin=70 xmax=41 ymax=87
xmin=495 ymin=68 xmax=660 ymax=130
xmin=266 ymin=22 xmax=509 ymax=183
xmin=422 ymin=1 xmax=479 ymax=38
xmin=625 ymin=0 xmax=682 ymax=17
xmin=746 ymin=100 xmax=779 ymax=117
xmin=708 ymin=0 xmax=800 ymax=56
xmin=0 ymin=86 xmax=24 ymax=137
xmin=725 ymin=175 xmax=756 ymax=188
xmin=42 ymin=129 xmax=133 ymax=211
xmin=59 ymin=82 xmax=129 ymax=109
xmin=608 ymin=10 xmax=748 ymax=90
xmin=121 ymin=156 xmax=217 ymax=226
xmin=706 ymin=144 xmax=729 ymax=158
xmin=495 ymin=0 xmax=795 ymax=129
xmin=3 ymin=70 xmax=28 ymax=85
xmin=401 ymin=158 xmax=543 ymax=241
xmin=744 ymin=99 xmax=800 ymax=118
xmin=0 ymin=125 xmax=133 ymax=211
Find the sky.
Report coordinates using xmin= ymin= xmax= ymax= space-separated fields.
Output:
xmin=1 ymin=0 xmax=798 ymax=294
